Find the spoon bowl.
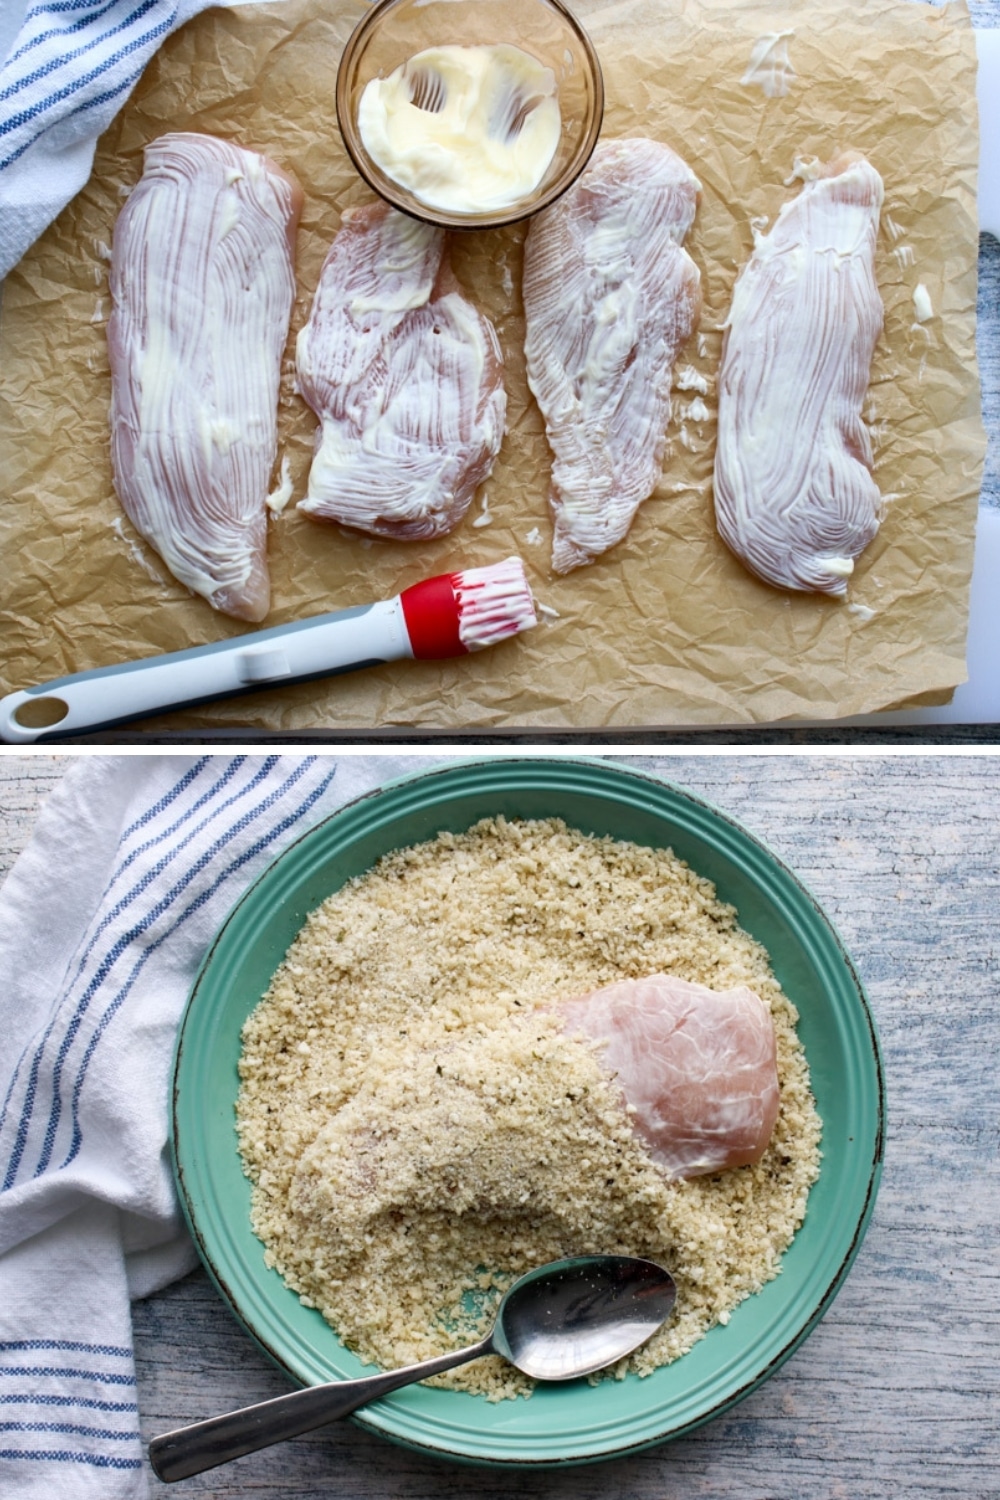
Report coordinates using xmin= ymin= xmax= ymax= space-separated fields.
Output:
xmin=494 ymin=1255 xmax=677 ymax=1381
xmin=149 ymin=1255 xmax=675 ymax=1483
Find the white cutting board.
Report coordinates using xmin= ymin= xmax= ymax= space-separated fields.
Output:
xmin=976 ymin=28 xmax=1000 ymax=243
xmin=837 ymin=27 xmax=999 ymax=727
xmin=847 ymin=507 xmax=1000 ymax=725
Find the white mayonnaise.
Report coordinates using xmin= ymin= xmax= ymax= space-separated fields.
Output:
xmin=358 ymin=43 xmax=561 ymax=214
xmin=912 ymin=283 xmax=934 ymax=323
xmin=741 ymin=32 xmax=796 ymax=98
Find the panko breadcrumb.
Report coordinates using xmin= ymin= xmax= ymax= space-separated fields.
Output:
xmin=236 ymin=817 xmax=822 ymax=1400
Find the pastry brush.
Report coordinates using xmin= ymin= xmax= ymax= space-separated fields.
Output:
xmin=0 ymin=556 xmax=536 ymax=743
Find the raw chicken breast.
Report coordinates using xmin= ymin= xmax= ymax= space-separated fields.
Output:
xmin=714 ymin=152 xmax=884 ymax=595
xmin=523 ymin=137 xmax=702 ymax=574
xmin=558 ymin=974 xmax=780 ymax=1179
xmin=108 ymin=133 xmax=301 ymax=621
xmin=296 ymin=204 xmax=506 ymax=539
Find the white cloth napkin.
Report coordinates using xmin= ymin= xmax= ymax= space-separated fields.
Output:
xmin=0 ymin=753 xmax=437 ymax=1498
xmin=0 ymin=0 xmax=280 ymax=279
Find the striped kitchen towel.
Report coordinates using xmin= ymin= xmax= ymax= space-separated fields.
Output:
xmin=0 ymin=752 xmax=434 ymax=1497
xmin=0 ymin=0 xmax=281 ymax=279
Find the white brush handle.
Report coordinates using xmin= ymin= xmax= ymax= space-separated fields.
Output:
xmin=0 ymin=598 xmax=412 ymax=743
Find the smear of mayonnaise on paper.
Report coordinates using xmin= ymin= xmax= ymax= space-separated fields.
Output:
xmin=741 ymin=33 xmax=796 ymax=98
xmin=912 ymin=283 xmax=934 ymax=323
xmin=266 ymin=455 xmax=294 ymax=513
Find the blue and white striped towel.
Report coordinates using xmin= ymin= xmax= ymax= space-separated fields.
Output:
xmin=0 ymin=0 xmax=281 ymax=279
xmin=0 ymin=753 xmax=435 ymax=1497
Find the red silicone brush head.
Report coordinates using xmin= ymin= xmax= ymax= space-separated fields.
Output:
xmin=400 ymin=557 xmax=537 ymax=660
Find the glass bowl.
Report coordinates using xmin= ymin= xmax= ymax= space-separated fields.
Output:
xmin=335 ymin=0 xmax=605 ymax=230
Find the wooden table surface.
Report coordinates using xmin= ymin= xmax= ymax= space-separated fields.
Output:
xmin=1 ymin=751 xmax=997 ymax=1499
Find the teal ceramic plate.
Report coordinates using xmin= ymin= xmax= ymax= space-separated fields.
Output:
xmin=171 ymin=757 xmax=884 ymax=1467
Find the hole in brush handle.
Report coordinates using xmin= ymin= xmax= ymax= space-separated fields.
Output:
xmin=13 ymin=696 xmax=70 ymax=729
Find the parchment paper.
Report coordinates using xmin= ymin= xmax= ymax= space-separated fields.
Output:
xmin=0 ymin=0 xmax=985 ymax=732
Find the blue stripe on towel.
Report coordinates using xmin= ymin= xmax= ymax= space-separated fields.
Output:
xmin=0 ymin=1368 xmax=135 ymax=1385
xmin=6 ymin=0 xmax=139 ymax=68
xmin=0 ymin=757 xmax=287 ymax=1182
xmin=120 ymin=757 xmax=210 ymax=843
xmin=0 ymin=13 xmax=175 ymax=145
xmin=70 ymin=757 xmax=264 ymax=990
xmin=0 ymin=1449 xmax=143 ymax=1468
xmin=0 ymin=760 xmax=214 ymax=1153
xmin=0 ymin=1396 xmax=139 ymax=1412
xmin=0 ymin=1422 xmax=138 ymax=1439
xmin=0 ymin=1342 xmax=131 ymax=1357
xmin=40 ymin=759 xmax=321 ymax=1175
xmin=0 ymin=0 xmax=166 ymax=105
xmin=0 ymin=756 xmax=334 ymax=1187
xmin=0 ymin=57 xmax=146 ymax=169
xmin=37 ymin=760 xmax=267 ymax=1084
xmin=48 ymin=54 xmax=143 ymax=118
xmin=23 ymin=2 xmax=114 ymax=20
xmin=94 ymin=759 xmax=276 ymax=925
xmin=58 ymin=761 xmax=337 ymax=1169
xmin=106 ymin=756 xmax=249 ymax=894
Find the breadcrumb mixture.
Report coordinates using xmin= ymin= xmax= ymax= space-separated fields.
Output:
xmin=237 ymin=817 xmax=821 ymax=1400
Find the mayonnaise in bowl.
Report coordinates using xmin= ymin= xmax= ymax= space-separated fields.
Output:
xmin=357 ymin=43 xmax=562 ymax=215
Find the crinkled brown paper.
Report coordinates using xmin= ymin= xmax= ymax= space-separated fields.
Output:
xmin=0 ymin=0 xmax=985 ymax=732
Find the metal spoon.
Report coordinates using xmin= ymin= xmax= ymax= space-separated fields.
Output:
xmin=148 ymin=1254 xmax=676 ymax=1483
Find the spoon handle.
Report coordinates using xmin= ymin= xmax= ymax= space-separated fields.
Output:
xmin=148 ymin=1333 xmax=495 ymax=1483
